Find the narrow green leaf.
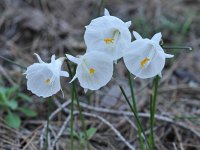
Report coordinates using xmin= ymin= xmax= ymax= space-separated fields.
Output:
xmin=5 ymin=111 xmax=21 ymax=129
xmin=7 ymin=86 xmax=18 ymax=98
xmin=0 ymin=90 xmax=7 ymax=103
xmin=18 ymin=107 xmax=37 ymax=117
xmin=5 ymin=100 xmax=18 ymax=110
xmin=18 ymin=93 xmax=32 ymax=102
xmin=86 ymin=128 xmax=97 ymax=140
xmin=79 ymin=132 xmax=85 ymax=144
xmin=0 ymin=87 xmax=7 ymax=94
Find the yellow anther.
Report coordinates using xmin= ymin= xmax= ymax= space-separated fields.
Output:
xmin=140 ymin=57 xmax=150 ymax=68
xmin=45 ymin=78 xmax=51 ymax=84
xmin=104 ymin=38 xmax=114 ymax=44
xmin=89 ymin=68 xmax=95 ymax=75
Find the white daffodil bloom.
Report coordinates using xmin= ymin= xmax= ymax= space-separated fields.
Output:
xmin=66 ymin=51 xmax=113 ymax=91
xmin=84 ymin=8 xmax=132 ymax=61
xmin=123 ymin=31 xmax=174 ymax=79
xmin=25 ymin=53 xmax=69 ymax=98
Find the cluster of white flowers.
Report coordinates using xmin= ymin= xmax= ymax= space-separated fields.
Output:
xmin=25 ymin=9 xmax=173 ymax=98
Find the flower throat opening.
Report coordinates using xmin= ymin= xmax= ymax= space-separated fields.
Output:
xmin=45 ymin=78 xmax=51 ymax=85
xmin=89 ymin=68 xmax=95 ymax=75
xmin=103 ymin=29 xmax=120 ymax=44
xmin=140 ymin=57 xmax=150 ymax=68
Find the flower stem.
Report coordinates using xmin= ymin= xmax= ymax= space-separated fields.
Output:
xmin=74 ymin=84 xmax=91 ymax=150
xmin=128 ymin=72 xmax=144 ymax=150
xmin=119 ymin=85 xmax=152 ymax=150
xmin=163 ymin=46 xmax=192 ymax=50
xmin=45 ymin=98 xmax=51 ymax=150
xmin=70 ymin=84 xmax=75 ymax=150
xmin=98 ymin=0 xmax=104 ymax=16
xmin=67 ymin=62 xmax=91 ymax=150
xmin=67 ymin=61 xmax=75 ymax=150
xmin=149 ymin=75 xmax=159 ymax=149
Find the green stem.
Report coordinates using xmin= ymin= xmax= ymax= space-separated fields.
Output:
xmin=128 ymin=72 xmax=144 ymax=150
xmin=0 ymin=55 xmax=26 ymax=69
xmin=44 ymin=99 xmax=51 ymax=150
xmin=70 ymin=84 xmax=75 ymax=150
xmin=74 ymin=85 xmax=91 ymax=150
xmin=67 ymin=61 xmax=75 ymax=150
xmin=119 ymin=86 xmax=152 ymax=150
xmin=149 ymin=75 xmax=159 ymax=149
xmin=98 ymin=0 xmax=104 ymax=17
xmin=67 ymin=62 xmax=90 ymax=150
xmin=149 ymin=94 xmax=153 ymax=149
xmin=163 ymin=46 xmax=192 ymax=50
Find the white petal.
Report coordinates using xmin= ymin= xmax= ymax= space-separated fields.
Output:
xmin=25 ymin=63 xmax=46 ymax=75
xmin=132 ymin=31 xmax=143 ymax=40
xmin=138 ymin=51 xmax=165 ymax=79
xmin=51 ymin=55 xmax=56 ymax=63
xmin=84 ymin=88 xmax=88 ymax=93
xmin=158 ymin=72 xmax=162 ymax=77
xmin=45 ymin=57 xmax=67 ymax=80
xmin=48 ymin=60 xmax=62 ymax=76
xmin=34 ymin=53 xmax=44 ymax=63
xmin=69 ymin=74 xmax=77 ymax=83
xmin=123 ymin=40 xmax=165 ymax=79
xmin=84 ymin=15 xmax=132 ymax=61
xmin=50 ymin=77 xmax=61 ymax=96
xmin=60 ymin=71 xmax=69 ymax=77
xmin=165 ymin=53 xmax=174 ymax=58
xmin=104 ymin=8 xmax=110 ymax=16
xmin=76 ymin=52 xmax=113 ymax=90
xmin=151 ymin=32 xmax=162 ymax=44
xmin=66 ymin=54 xmax=80 ymax=64
xmin=125 ymin=21 xmax=131 ymax=28
xmin=25 ymin=57 xmax=64 ymax=98
xmin=26 ymin=66 xmax=58 ymax=98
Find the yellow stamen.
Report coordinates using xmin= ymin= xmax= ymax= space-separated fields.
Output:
xmin=104 ymin=38 xmax=114 ymax=44
xmin=89 ymin=68 xmax=95 ymax=75
xmin=140 ymin=57 xmax=150 ymax=68
xmin=45 ymin=78 xmax=51 ymax=84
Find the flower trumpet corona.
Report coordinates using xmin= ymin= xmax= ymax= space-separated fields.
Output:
xmin=66 ymin=51 xmax=113 ymax=91
xmin=84 ymin=9 xmax=132 ymax=61
xmin=25 ymin=53 xmax=69 ymax=98
xmin=123 ymin=31 xmax=174 ymax=79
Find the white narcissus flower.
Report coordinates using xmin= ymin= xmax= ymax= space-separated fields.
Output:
xmin=25 ymin=53 xmax=69 ymax=98
xmin=84 ymin=8 xmax=132 ymax=61
xmin=123 ymin=31 xmax=174 ymax=79
xmin=66 ymin=52 xmax=113 ymax=91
